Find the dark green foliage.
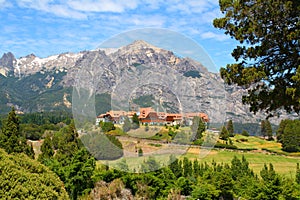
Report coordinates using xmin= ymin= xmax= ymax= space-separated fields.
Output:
xmin=214 ymin=142 xmax=238 ymax=149
xmin=0 ymin=148 xmax=69 ymax=199
xmin=214 ymin=0 xmax=300 ymax=116
xmin=20 ymin=111 xmax=72 ymax=125
xmin=169 ymin=155 xmax=182 ymax=177
xmin=91 ymin=155 xmax=300 ymax=199
xmin=296 ymin=163 xmax=300 ymax=184
xmin=226 ymin=120 xmax=234 ymax=137
xmin=183 ymin=70 xmax=201 ymax=78
xmin=261 ymin=120 xmax=266 ymax=138
xmin=277 ymin=119 xmax=291 ymax=143
xmin=265 ymin=120 xmax=273 ymax=140
xmin=132 ymin=113 xmax=140 ymax=129
xmin=0 ymin=107 xmax=34 ymax=158
xmin=215 ymin=168 xmax=234 ymax=199
xmin=219 ymin=126 xmax=229 ymax=140
xmin=281 ymin=120 xmax=300 ymax=152
xmin=0 ymin=72 xmax=73 ymax=113
xmin=38 ymin=135 xmax=54 ymax=161
xmin=241 ymin=130 xmax=250 ymax=136
xmin=41 ymin=122 xmax=96 ymax=199
xmin=138 ymin=148 xmax=143 ymax=157
xmin=191 ymin=183 xmax=220 ymax=200
xmin=100 ymin=121 xmax=116 ymax=133
xmin=191 ymin=116 xmax=206 ymax=141
xmin=183 ymin=157 xmax=193 ymax=177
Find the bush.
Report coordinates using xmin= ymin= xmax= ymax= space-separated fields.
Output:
xmin=214 ymin=142 xmax=238 ymax=149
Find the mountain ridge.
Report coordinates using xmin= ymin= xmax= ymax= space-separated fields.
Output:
xmin=0 ymin=41 xmax=297 ymax=124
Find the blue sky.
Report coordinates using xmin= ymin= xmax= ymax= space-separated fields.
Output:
xmin=0 ymin=0 xmax=239 ymax=71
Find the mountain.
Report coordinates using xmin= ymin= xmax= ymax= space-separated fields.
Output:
xmin=0 ymin=41 xmax=296 ymax=123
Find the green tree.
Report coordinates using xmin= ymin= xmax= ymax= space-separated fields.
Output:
xmin=100 ymin=121 xmax=116 ymax=133
xmin=132 ymin=113 xmax=140 ymax=129
xmin=219 ymin=126 xmax=229 ymax=141
xmin=259 ymin=163 xmax=282 ymax=199
xmin=261 ymin=120 xmax=266 ymax=138
xmin=38 ymin=135 xmax=54 ymax=162
xmin=214 ymin=0 xmax=300 ymax=116
xmin=277 ymin=119 xmax=291 ymax=143
xmin=226 ymin=120 xmax=234 ymax=137
xmin=265 ymin=120 xmax=273 ymax=140
xmin=138 ymin=148 xmax=143 ymax=157
xmin=191 ymin=182 xmax=220 ymax=200
xmin=0 ymin=107 xmax=34 ymax=158
xmin=281 ymin=120 xmax=300 ymax=152
xmin=0 ymin=148 xmax=69 ymax=199
xmin=191 ymin=116 xmax=206 ymax=141
xmin=183 ymin=157 xmax=193 ymax=177
xmin=169 ymin=155 xmax=182 ymax=178
xmin=241 ymin=130 xmax=249 ymax=136
xmin=122 ymin=116 xmax=131 ymax=132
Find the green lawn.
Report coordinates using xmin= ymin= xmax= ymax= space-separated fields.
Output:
xmin=185 ymin=148 xmax=300 ymax=178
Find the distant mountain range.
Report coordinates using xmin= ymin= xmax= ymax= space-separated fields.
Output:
xmin=0 ymin=40 xmax=295 ymax=124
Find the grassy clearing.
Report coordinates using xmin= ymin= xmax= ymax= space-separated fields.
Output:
xmin=185 ymin=148 xmax=300 ymax=177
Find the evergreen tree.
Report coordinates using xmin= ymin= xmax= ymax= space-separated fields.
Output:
xmin=132 ymin=113 xmax=140 ymax=129
xmin=138 ymin=148 xmax=143 ymax=157
xmin=183 ymin=157 xmax=192 ymax=177
xmin=169 ymin=155 xmax=182 ymax=178
xmin=226 ymin=120 xmax=234 ymax=137
xmin=241 ymin=130 xmax=249 ymax=137
xmin=191 ymin=116 xmax=206 ymax=141
xmin=0 ymin=107 xmax=34 ymax=158
xmin=281 ymin=120 xmax=300 ymax=152
xmin=214 ymin=0 xmax=300 ymax=115
xmin=196 ymin=118 xmax=206 ymax=140
xmin=265 ymin=120 xmax=273 ymax=140
xmin=38 ymin=135 xmax=54 ymax=161
xmin=261 ymin=120 xmax=266 ymax=138
xmin=219 ymin=126 xmax=229 ymax=141
xmin=277 ymin=119 xmax=291 ymax=143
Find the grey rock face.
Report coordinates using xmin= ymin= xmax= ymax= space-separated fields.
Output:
xmin=3 ymin=40 xmax=296 ymax=123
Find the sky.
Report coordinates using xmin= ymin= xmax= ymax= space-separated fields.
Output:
xmin=0 ymin=0 xmax=239 ymax=71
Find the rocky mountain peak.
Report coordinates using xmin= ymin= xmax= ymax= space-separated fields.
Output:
xmin=0 ymin=52 xmax=16 ymax=69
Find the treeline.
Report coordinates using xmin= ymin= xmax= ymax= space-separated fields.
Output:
xmin=0 ymin=110 xmax=72 ymax=140
xmin=89 ymin=155 xmax=300 ymax=199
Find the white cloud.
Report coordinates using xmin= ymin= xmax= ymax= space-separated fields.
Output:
xmin=67 ymin=0 xmax=139 ymax=13
xmin=200 ymin=31 xmax=229 ymax=41
xmin=17 ymin=0 xmax=87 ymax=19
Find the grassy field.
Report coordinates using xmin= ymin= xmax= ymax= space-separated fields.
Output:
xmin=185 ymin=148 xmax=300 ymax=177
xmin=97 ymin=133 xmax=300 ymax=177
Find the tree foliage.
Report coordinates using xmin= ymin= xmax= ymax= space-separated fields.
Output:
xmin=0 ymin=148 xmax=69 ymax=199
xmin=191 ymin=116 xmax=206 ymax=141
xmin=226 ymin=120 xmax=234 ymax=136
xmin=281 ymin=120 xmax=300 ymax=152
xmin=220 ymin=126 xmax=229 ymax=141
xmin=214 ymin=0 xmax=300 ymax=116
xmin=132 ymin=113 xmax=140 ymax=129
xmin=0 ymin=107 xmax=34 ymax=158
